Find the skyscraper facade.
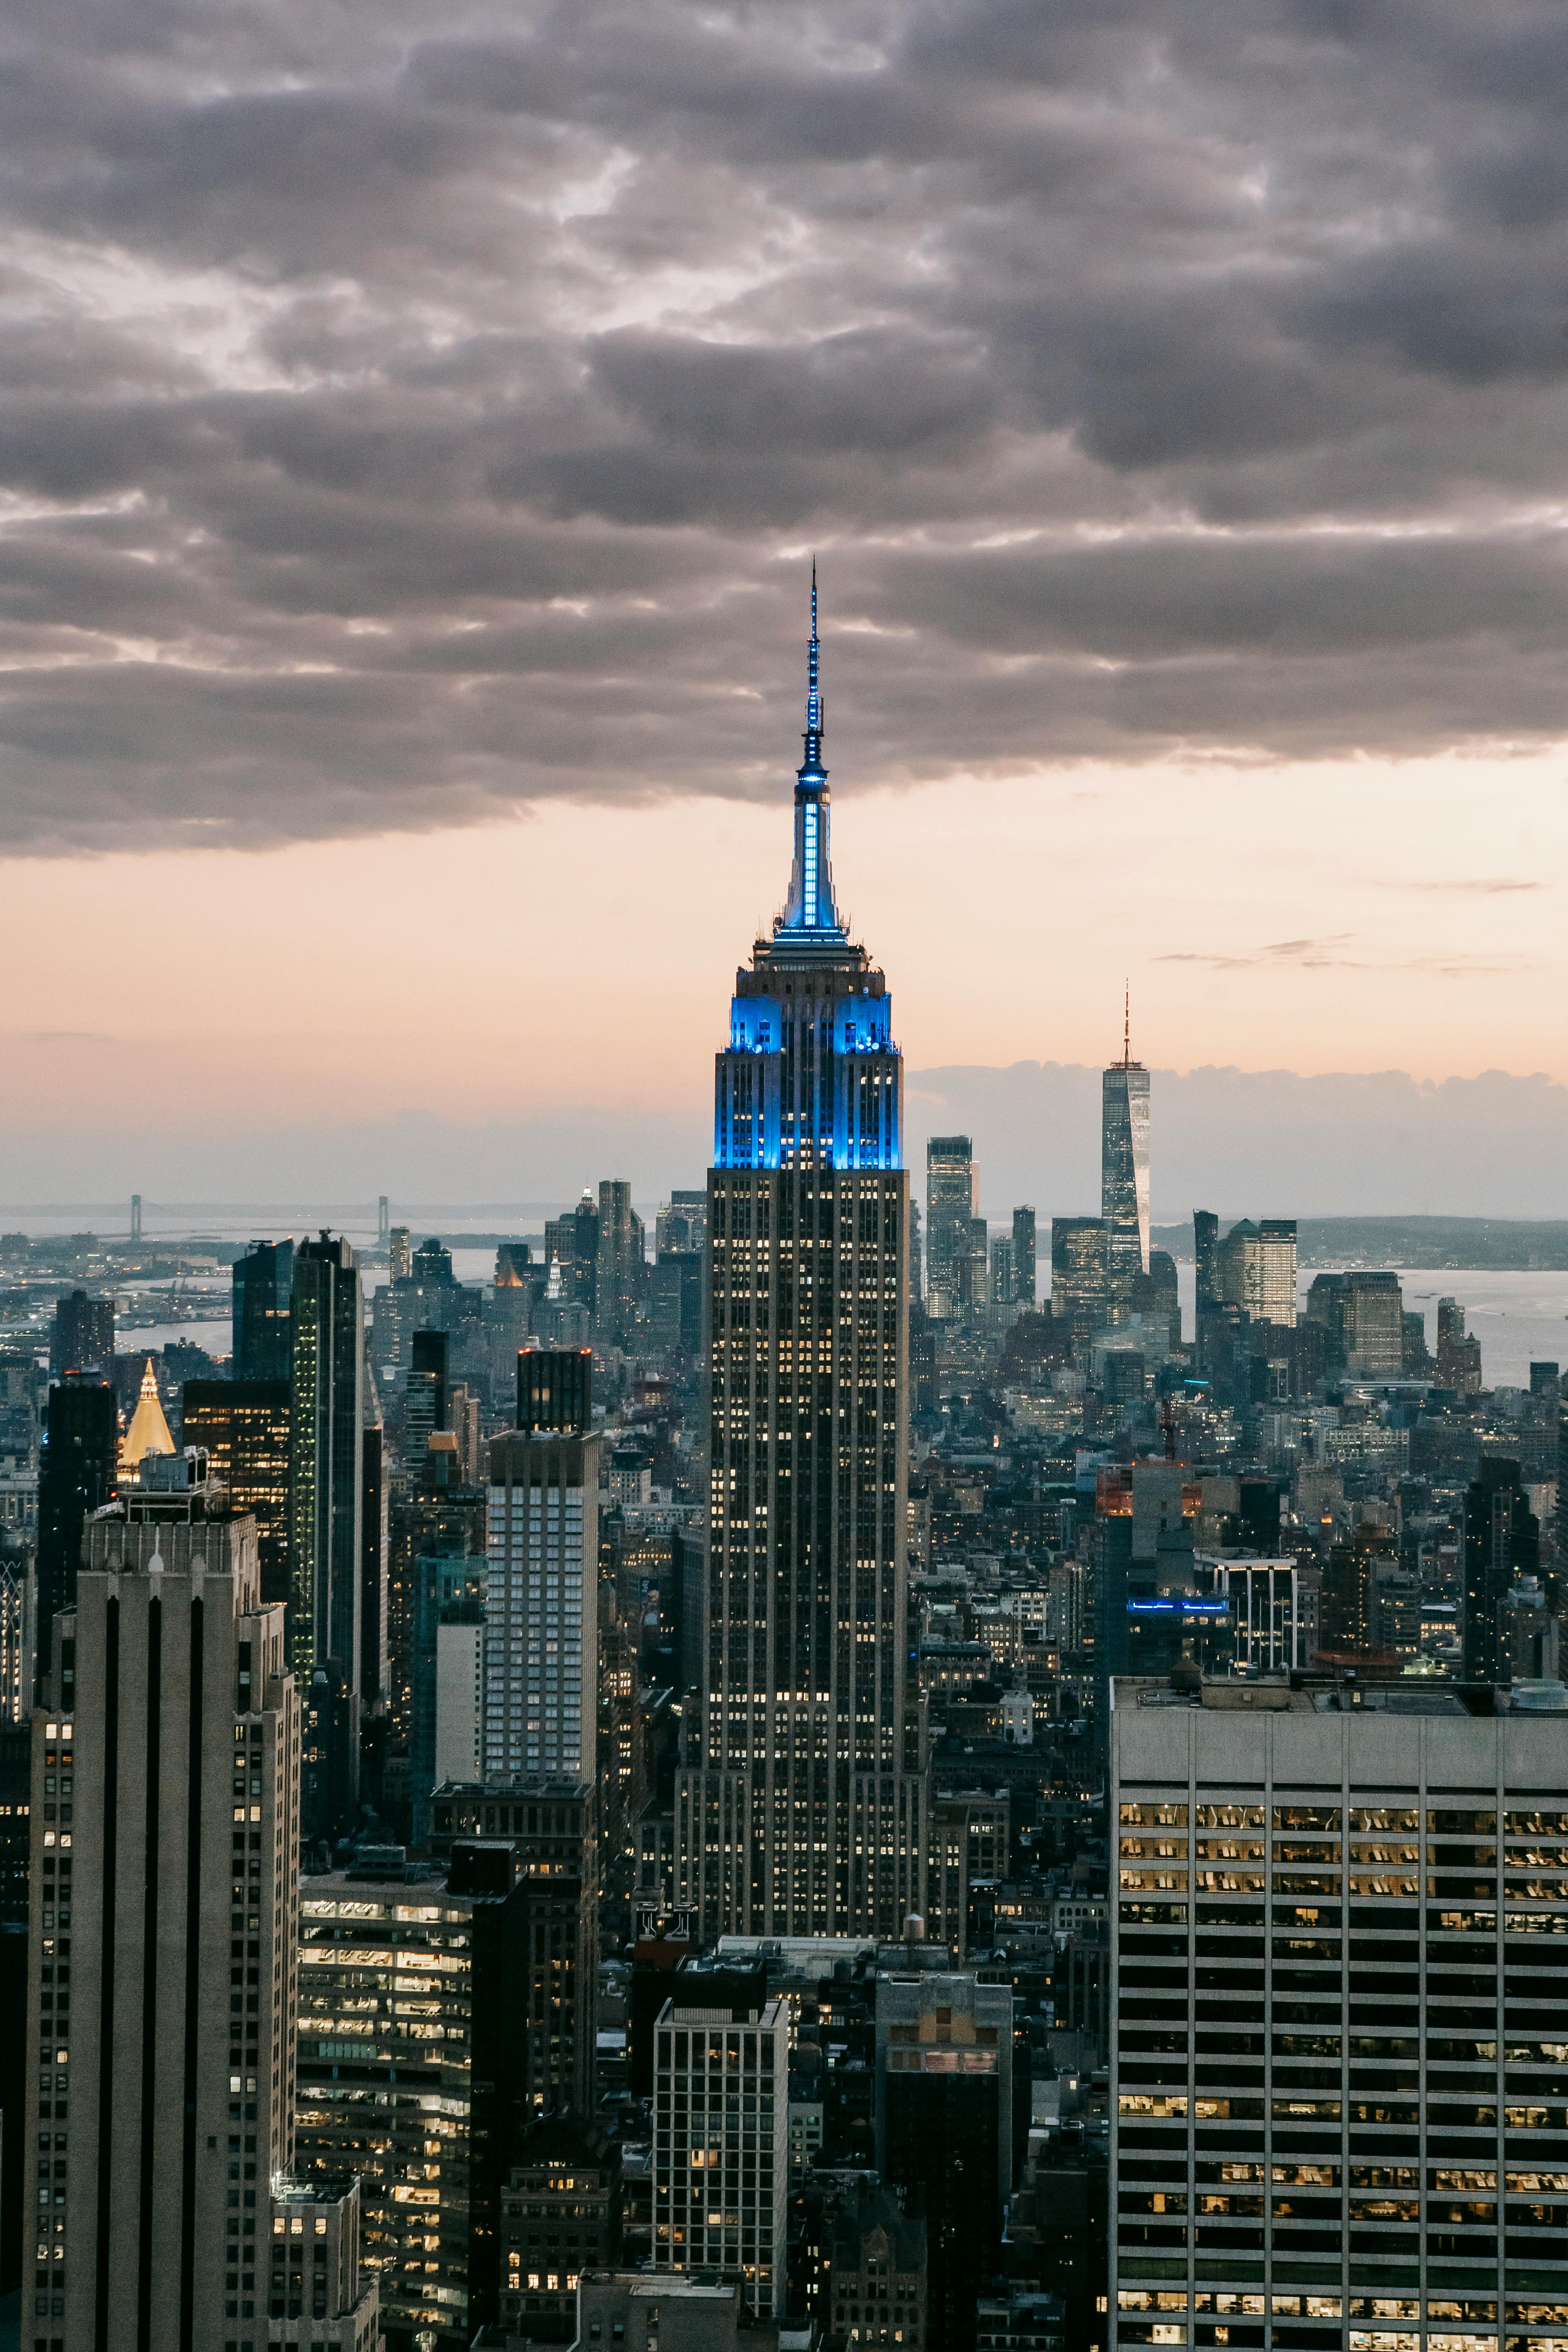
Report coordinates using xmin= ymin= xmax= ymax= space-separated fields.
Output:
xmin=1012 ymin=1205 xmax=1037 ymax=1307
xmin=1110 ymin=1672 xmax=1568 ymax=2352
xmin=179 ymin=1377 xmax=291 ymax=1602
xmin=35 ymin=1376 xmax=117 ymax=1697
xmin=484 ymin=1358 xmax=600 ymax=1783
xmin=675 ymin=579 xmax=924 ymax=1941
xmin=595 ymin=1181 xmax=646 ymax=1352
xmin=653 ymin=1989 xmax=790 ymax=2314
xmin=1102 ymin=1006 xmax=1151 ymax=1314
xmin=1216 ymin=1216 xmax=1298 ymax=1328
xmin=1463 ymin=1455 xmax=1539 ymax=1682
xmin=288 ymin=1233 xmax=366 ymax=1838
xmin=49 ymin=1290 xmax=114 ymax=1378
xmin=233 ymin=1238 xmax=294 ymax=1382
xmin=925 ymin=1137 xmax=975 ymax=1317
xmin=23 ymin=1454 xmax=313 ymax=2347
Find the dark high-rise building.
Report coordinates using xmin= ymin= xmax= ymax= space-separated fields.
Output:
xmin=232 ymin=1237 xmax=294 ymax=1380
xmin=594 ymin=1181 xmax=645 ymax=1351
xmin=1321 ymin=1522 xmax=1396 ymax=1658
xmin=519 ymin=1346 xmax=593 ymax=1436
xmin=1192 ymin=1209 xmax=1219 ymax=1316
xmin=412 ymin=1234 xmax=456 ymax=1286
xmin=925 ymin=1137 xmax=975 ymax=1316
xmin=180 ymin=1376 xmax=291 ymax=1602
xmin=498 ymin=2112 xmax=622 ymax=2340
xmin=49 ymin=1289 xmax=113 ymax=1377
xmin=404 ymin=1326 xmax=449 ymax=1472
xmin=876 ymin=1974 xmax=1012 ymax=2352
xmin=1102 ymin=1001 xmax=1150 ymax=1318
xmin=1464 ymin=1455 xmax=1539 ymax=1683
xmin=387 ymin=1484 xmax=485 ymax=1759
xmin=1012 ymin=1205 xmax=1037 ymax=1307
xmin=675 ymin=577 xmax=925 ymax=1940
xmin=289 ymin=1233 xmax=366 ymax=1839
xmin=35 ymin=1376 xmax=117 ymax=1695
xmin=1049 ymin=1217 xmax=1106 ymax=1337
xmin=1438 ymin=1294 xmax=1484 ymax=1394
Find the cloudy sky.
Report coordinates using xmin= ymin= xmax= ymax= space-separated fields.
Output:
xmin=3 ymin=0 xmax=1567 ymax=1212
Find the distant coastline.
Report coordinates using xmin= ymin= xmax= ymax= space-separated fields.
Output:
xmin=1151 ymin=1214 xmax=1568 ymax=1271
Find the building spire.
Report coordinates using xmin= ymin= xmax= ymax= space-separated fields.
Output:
xmin=1124 ymin=981 xmax=1131 ymax=1069
xmin=801 ymin=557 xmax=825 ymax=784
xmin=780 ymin=562 xmax=843 ymax=935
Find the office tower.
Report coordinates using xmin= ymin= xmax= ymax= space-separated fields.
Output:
xmin=1102 ymin=999 xmax=1151 ymax=1317
xmin=1438 ymin=1296 xmax=1485 ymax=1394
xmin=389 ymin=1225 xmax=412 ymax=1280
xmin=1321 ymin=1523 xmax=1396 ymax=1659
xmin=572 ymin=1190 xmax=602 ymax=1318
xmin=23 ymin=1454 xmax=307 ymax=2347
xmin=657 ymin=1190 xmax=709 ymax=1256
xmin=448 ymin=1380 xmax=484 ymax=1485
xmin=1193 ymin=1210 xmax=1220 ymax=1317
xmin=926 ymin=1137 xmax=976 ymax=1316
xmin=1050 ymin=1216 xmax=1107 ymax=1335
xmin=1463 ymin=1455 xmax=1539 ymax=1682
xmin=388 ymin=1481 xmax=485 ymax=1755
xmin=181 ymin=1377 xmax=291 ymax=1602
xmin=49 ymin=1290 xmax=113 ymax=1377
xmin=910 ymin=1197 xmax=924 ymax=1302
xmin=1529 ymin=1359 xmax=1560 ymax=1401
xmin=413 ymin=1234 xmax=456 ymax=1285
xmin=233 ymin=1238 xmax=294 ymax=1381
xmin=1216 ymin=1217 xmax=1298 ymax=1327
xmin=289 ymin=1233 xmax=366 ymax=1840
xmin=595 ymin=1180 xmax=646 ymax=1351
xmin=428 ymin=1776 xmax=600 ymax=2116
xmin=1304 ymin=1270 xmax=1405 ymax=1381
xmin=408 ymin=1549 xmax=486 ymax=1833
xmin=0 ymin=1343 xmax=42 ymax=1464
xmin=653 ymin=1988 xmax=790 ymax=2313
xmin=34 ymin=1377 xmax=117 ymax=1697
xmin=0 ymin=1554 xmax=30 ymax=1721
xmin=1012 ymin=1206 xmax=1037 ymax=1307
xmin=404 ymin=1326 xmax=449 ymax=1472
xmin=676 ymin=579 xmax=924 ymax=1941
xmin=128 ymin=1193 xmax=142 ymax=1246
xmin=990 ymin=1234 xmax=1015 ymax=1307
xmin=962 ymin=1213 xmax=991 ymax=1309
xmin=876 ymin=1974 xmax=1013 ymax=2352
xmin=519 ymin=1344 xmax=593 ymax=1437
xmin=1109 ymin=1670 xmax=1568 ymax=2352
xmin=295 ymin=1841 xmax=542 ymax=2347
xmin=485 ymin=1366 xmax=600 ymax=1781
xmin=499 ymin=2112 xmax=622 ymax=2340
xmin=361 ymin=1393 xmax=389 ymax=1728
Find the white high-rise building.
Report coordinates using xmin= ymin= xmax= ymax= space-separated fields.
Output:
xmin=484 ymin=1419 xmax=599 ymax=1783
xmin=1111 ymin=1669 xmax=1568 ymax=2351
xmin=654 ymin=1991 xmax=790 ymax=2315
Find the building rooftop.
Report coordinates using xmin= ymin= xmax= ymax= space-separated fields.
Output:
xmin=1111 ymin=1673 xmax=1525 ymax=1716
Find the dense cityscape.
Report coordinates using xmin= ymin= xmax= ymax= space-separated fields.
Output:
xmin=0 ymin=594 xmax=1564 ymax=2352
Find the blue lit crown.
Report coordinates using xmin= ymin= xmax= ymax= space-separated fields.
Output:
xmin=714 ymin=573 xmax=902 ymax=1172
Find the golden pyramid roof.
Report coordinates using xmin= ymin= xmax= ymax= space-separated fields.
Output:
xmin=119 ymin=1356 xmax=176 ymax=1478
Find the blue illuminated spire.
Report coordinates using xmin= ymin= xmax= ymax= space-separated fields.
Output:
xmin=781 ymin=562 xmax=844 ymax=937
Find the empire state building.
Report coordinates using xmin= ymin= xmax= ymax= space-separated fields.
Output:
xmin=674 ymin=579 xmax=927 ymax=1940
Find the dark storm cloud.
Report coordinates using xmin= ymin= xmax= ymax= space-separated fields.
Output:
xmin=4 ymin=0 xmax=1568 ymax=848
